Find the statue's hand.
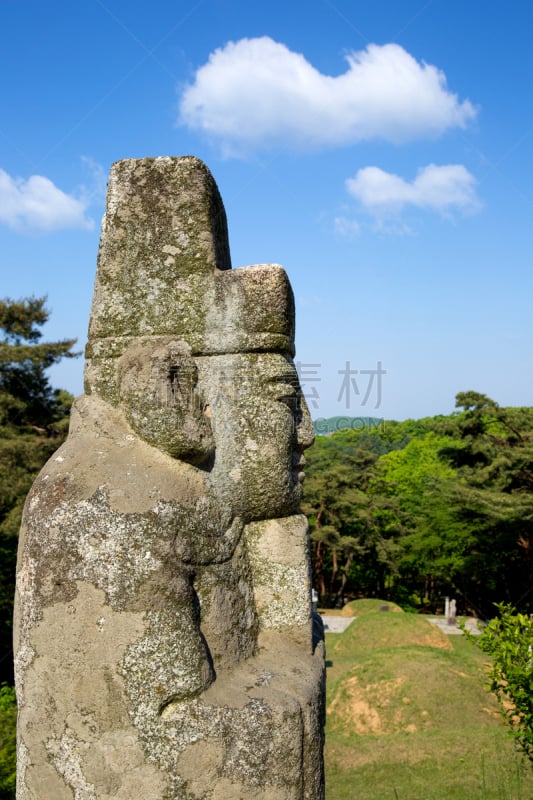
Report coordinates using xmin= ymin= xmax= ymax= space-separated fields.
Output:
xmin=175 ymin=515 xmax=244 ymax=566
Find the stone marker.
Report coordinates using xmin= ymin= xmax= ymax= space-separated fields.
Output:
xmin=14 ymin=157 xmax=325 ymax=800
xmin=447 ymin=598 xmax=457 ymax=626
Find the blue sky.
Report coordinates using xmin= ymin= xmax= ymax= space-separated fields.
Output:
xmin=1 ymin=0 xmax=533 ymax=421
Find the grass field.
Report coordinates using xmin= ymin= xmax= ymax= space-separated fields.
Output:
xmin=324 ymin=600 xmax=533 ymax=800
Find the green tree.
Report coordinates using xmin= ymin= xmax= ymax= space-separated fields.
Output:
xmin=439 ymin=392 xmax=533 ymax=615
xmin=472 ymin=604 xmax=533 ymax=762
xmin=372 ymin=433 xmax=466 ymax=609
xmin=303 ymin=428 xmax=403 ymax=604
xmin=0 ymin=296 xmax=78 ymax=682
xmin=302 ymin=433 xmax=367 ymax=603
xmin=0 ymin=685 xmax=16 ymax=799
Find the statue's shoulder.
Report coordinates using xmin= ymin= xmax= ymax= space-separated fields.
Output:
xmin=22 ymin=394 xmax=207 ymax=521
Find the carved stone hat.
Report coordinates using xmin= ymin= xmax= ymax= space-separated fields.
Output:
xmin=84 ymin=157 xmax=295 ymax=401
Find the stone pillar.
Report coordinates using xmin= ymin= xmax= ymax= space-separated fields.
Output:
xmin=14 ymin=157 xmax=324 ymax=800
xmin=447 ymin=598 xmax=457 ymax=627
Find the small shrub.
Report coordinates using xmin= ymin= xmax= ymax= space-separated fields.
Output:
xmin=474 ymin=603 xmax=533 ymax=762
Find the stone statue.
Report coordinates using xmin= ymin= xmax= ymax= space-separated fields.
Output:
xmin=14 ymin=157 xmax=325 ymax=800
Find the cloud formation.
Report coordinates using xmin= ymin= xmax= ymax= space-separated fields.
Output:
xmin=334 ymin=216 xmax=361 ymax=238
xmin=0 ymin=168 xmax=93 ymax=232
xmin=179 ymin=38 xmax=476 ymax=153
xmin=346 ymin=164 xmax=480 ymax=215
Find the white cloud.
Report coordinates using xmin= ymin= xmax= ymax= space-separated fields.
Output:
xmin=334 ymin=216 xmax=361 ymax=238
xmin=345 ymin=164 xmax=480 ymax=215
xmin=79 ymin=156 xmax=107 ymax=205
xmin=0 ymin=168 xmax=94 ymax=232
xmin=179 ymin=38 xmax=476 ymax=153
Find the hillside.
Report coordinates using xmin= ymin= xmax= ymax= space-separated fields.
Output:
xmin=324 ymin=601 xmax=533 ymax=800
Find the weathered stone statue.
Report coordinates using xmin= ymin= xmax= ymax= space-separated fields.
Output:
xmin=14 ymin=157 xmax=325 ymax=799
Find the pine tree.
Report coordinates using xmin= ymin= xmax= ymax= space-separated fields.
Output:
xmin=0 ymin=297 xmax=78 ymax=682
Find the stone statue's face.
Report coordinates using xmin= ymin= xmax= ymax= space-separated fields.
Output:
xmin=118 ymin=343 xmax=313 ymax=521
xmin=117 ymin=341 xmax=214 ymax=466
xmin=197 ymin=353 xmax=315 ymax=520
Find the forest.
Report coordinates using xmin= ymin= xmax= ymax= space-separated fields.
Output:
xmin=304 ymin=399 xmax=533 ymax=618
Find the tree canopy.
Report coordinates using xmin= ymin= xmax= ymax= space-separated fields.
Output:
xmin=304 ymin=394 xmax=533 ymax=617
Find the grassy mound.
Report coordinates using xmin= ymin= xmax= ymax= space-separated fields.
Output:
xmin=331 ymin=610 xmax=452 ymax=658
xmin=337 ymin=598 xmax=403 ymax=617
xmin=325 ymin=605 xmax=533 ymax=799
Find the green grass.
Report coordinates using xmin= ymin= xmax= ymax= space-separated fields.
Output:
xmin=324 ymin=603 xmax=533 ymax=799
